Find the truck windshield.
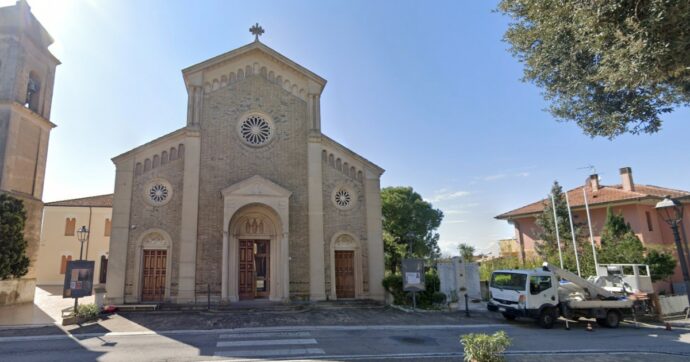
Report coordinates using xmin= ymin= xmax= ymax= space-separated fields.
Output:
xmin=491 ymin=272 xmax=527 ymax=291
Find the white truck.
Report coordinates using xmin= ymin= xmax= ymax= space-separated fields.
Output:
xmin=487 ymin=263 xmax=643 ymax=329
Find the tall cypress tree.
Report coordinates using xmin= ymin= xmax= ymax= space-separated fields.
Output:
xmin=597 ymin=208 xmax=645 ymax=264
xmin=0 ymin=193 xmax=30 ymax=280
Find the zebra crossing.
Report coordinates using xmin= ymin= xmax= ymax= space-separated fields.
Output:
xmin=213 ymin=331 xmax=325 ymax=358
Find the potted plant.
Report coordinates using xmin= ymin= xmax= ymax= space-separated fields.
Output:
xmin=460 ymin=331 xmax=511 ymax=362
xmin=63 ymin=303 xmax=100 ymax=325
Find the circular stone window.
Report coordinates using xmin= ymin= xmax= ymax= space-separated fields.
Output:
xmin=144 ymin=179 xmax=173 ymax=206
xmin=333 ymin=187 xmax=356 ymax=210
xmin=238 ymin=114 xmax=273 ymax=146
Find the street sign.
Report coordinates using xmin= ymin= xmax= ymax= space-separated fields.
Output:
xmin=63 ymin=260 xmax=95 ymax=298
xmin=402 ymin=258 xmax=425 ymax=292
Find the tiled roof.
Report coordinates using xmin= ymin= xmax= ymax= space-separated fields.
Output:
xmin=45 ymin=194 xmax=113 ymax=208
xmin=496 ymin=184 xmax=690 ymax=219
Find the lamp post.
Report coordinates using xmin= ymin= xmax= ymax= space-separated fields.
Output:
xmin=655 ymin=196 xmax=690 ymax=306
xmin=74 ymin=225 xmax=89 ymax=313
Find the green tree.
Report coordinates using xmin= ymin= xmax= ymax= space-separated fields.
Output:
xmin=535 ymin=181 xmax=595 ymax=276
xmin=0 ymin=193 xmax=30 ymax=280
xmin=498 ymin=1 xmax=690 ymax=139
xmin=458 ymin=243 xmax=475 ymax=262
xmin=644 ymin=248 xmax=677 ymax=283
xmin=597 ymin=208 xmax=645 ymax=264
xmin=382 ymin=187 xmax=444 ymax=273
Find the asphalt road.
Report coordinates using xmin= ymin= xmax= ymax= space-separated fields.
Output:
xmin=1 ymin=321 xmax=689 ymax=361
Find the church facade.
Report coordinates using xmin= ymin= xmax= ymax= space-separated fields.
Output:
xmin=106 ymin=34 xmax=385 ymax=304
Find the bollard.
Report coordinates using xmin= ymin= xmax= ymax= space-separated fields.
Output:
xmin=464 ymin=293 xmax=470 ymax=317
xmin=207 ymin=284 xmax=211 ymax=311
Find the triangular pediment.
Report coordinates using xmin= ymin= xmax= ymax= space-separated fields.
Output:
xmin=221 ymin=175 xmax=292 ymax=198
xmin=182 ymin=40 xmax=326 ymax=99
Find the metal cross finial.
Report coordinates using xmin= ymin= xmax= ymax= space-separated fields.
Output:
xmin=249 ymin=23 xmax=264 ymax=41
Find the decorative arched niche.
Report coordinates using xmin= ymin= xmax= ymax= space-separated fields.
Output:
xmin=329 ymin=232 xmax=364 ymax=299
xmin=132 ymin=229 xmax=173 ymax=302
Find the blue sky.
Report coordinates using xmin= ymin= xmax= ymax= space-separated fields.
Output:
xmin=11 ymin=0 xmax=690 ymax=256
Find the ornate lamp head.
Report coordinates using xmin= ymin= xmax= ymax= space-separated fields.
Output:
xmin=655 ymin=195 xmax=684 ymax=225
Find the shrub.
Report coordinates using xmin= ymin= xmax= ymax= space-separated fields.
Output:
xmin=460 ymin=331 xmax=511 ymax=362
xmin=0 ymin=193 xmax=30 ymax=280
xmin=431 ymin=291 xmax=446 ymax=304
xmin=76 ymin=303 xmax=100 ymax=320
xmin=382 ymin=271 xmax=442 ymax=308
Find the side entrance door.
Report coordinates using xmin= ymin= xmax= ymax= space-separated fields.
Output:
xmin=142 ymin=249 xmax=166 ymax=302
xmin=335 ymin=250 xmax=355 ymax=299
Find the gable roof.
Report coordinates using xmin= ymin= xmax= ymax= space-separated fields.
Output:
xmin=45 ymin=194 xmax=113 ymax=208
xmin=182 ymin=40 xmax=326 ymax=89
xmin=496 ymin=184 xmax=690 ymax=220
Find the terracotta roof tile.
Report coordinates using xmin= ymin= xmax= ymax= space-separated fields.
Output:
xmin=45 ymin=194 xmax=113 ymax=208
xmin=496 ymin=184 xmax=690 ymax=219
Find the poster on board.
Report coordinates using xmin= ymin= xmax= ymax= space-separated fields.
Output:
xmin=402 ymin=258 xmax=426 ymax=292
xmin=63 ymin=260 xmax=95 ymax=298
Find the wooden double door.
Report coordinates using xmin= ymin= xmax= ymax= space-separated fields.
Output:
xmin=335 ymin=250 xmax=355 ymax=299
xmin=239 ymin=240 xmax=270 ymax=300
xmin=142 ymin=249 xmax=166 ymax=302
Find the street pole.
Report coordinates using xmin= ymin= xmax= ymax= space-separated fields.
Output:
xmin=74 ymin=238 xmax=84 ymax=314
xmin=582 ymin=188 xmax=599 ymax=271
xmin=550 ymin=194 xmax=564 ymax=269
xmin=670 ymin=221 xmax=690 ymax=308
xmin=74 ymin=226 xmax=88 ymax=315
xmin=565 ymin=193 xmax=581 ymax=277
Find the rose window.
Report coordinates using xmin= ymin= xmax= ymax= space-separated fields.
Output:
xmin=334 ymin=189 xmax=352 ymax=208
xmin=149 ymin=184 xmax=169 ymax=204
xmin=240 ymin=115 xmax=272 ymax=146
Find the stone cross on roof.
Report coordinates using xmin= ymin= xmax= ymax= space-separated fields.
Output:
xmin=249 ymin=23 xmax=264 ymax=41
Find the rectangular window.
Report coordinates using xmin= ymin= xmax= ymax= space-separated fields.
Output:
xmin=645 ymin=211 xmax=653 ymax=232
xmin=64 ymin=218 xmax=76 ymax=236
xmin=104 ymin=218 xmax=112 ymax=237
xmin=99 ymin=255 xmax=108 ymax=284
xmin=530 ymin=275 xmax=552 ymax=295
xmin=490 ymin=272 xmax=527 ymax=291
xmin=60 ymin=255 xmax=72 ymax=274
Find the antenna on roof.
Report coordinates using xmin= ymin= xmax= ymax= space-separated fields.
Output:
xmin=577 ymin=165 xmax=597 ymax=174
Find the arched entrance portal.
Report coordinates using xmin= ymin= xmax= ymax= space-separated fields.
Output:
xmin=221 ymin=175 xmax=291 ymax=302
xmin=230 ymin=207 xmax=279 ymax=300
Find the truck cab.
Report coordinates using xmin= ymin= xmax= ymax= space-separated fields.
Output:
xmin=487 ymin=269 xmax=559 ymax=328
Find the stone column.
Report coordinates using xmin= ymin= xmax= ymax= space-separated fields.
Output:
xmin=364 ymin=170 xmax=385 ymax=300
xmin=105 ymin=158 xmax=135 ymax=304
xmin=221 ymin=230 xmax=228 ymax=302
xmin=177 ymin=129 xmax=201 ymax=302
xmin=307 ymin=91 xmax=326 ymax=301
xmin=282 ymin=232 xmax=290 ymax=300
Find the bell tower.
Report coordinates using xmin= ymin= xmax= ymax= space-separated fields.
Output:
xmin=0 ymin=0 xmax=59 ymax=304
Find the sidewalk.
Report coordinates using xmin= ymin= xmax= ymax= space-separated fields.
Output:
xmin=0 ymin=285 xmax=95 ymax=328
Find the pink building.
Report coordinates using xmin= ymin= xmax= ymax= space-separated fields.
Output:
xmin=496 ymin=167 xmax=690 ymax=292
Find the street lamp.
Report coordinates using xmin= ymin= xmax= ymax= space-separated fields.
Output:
xmin=655 ymin=196 xmax=690 ymax=306
xmin=76 ymin=225 xmax=89 ymax=261
xmin=74 ymin=226 xmax=89 ymax=313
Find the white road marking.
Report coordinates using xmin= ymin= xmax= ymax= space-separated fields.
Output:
xmin=213 ymin=348 xmax=325 ymax=358
xmin=216 ymin=338 xmax=318 ymax=348
xmin=219 ymin=331 xmax=311 ymax=339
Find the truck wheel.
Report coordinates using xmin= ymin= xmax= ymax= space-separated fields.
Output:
xmin=502 ymin=313 xmax=516 ymax=321
xmin=604 ymin=310 xmax=621 ymax=328
xmin=538 ymin=308 xmax=556 ymax=329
